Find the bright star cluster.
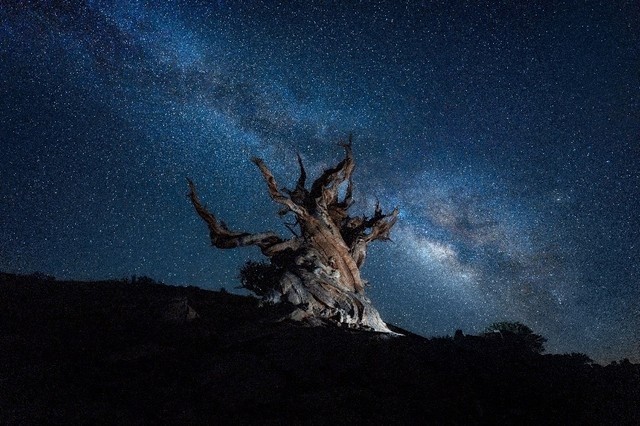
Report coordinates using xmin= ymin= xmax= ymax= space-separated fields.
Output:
xmin=1 ymin=1 xmax=638 ymax=362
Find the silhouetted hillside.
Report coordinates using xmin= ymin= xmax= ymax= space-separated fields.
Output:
xmin=1 ymin=272 xmax=638 ymax=424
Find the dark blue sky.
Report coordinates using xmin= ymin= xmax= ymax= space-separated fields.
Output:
xmin=1 ymin=1 xmax=638 ymax=362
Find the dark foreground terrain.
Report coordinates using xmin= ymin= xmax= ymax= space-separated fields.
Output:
xmin=1 ymin=272 xmax=638 ymax=425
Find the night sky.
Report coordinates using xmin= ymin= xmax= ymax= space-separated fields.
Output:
xmin=1 ymin=1 xmax=638 ymax=362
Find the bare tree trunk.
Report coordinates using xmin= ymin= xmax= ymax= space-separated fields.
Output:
xmin=188 ymin=139 xmax=398 ymax=333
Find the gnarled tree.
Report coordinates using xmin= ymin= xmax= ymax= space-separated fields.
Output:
xmin=188 ymin=139 xmax=398 ymax=333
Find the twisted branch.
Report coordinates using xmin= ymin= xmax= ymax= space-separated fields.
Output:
xmin=187 ymin=179 xmax=284 ymax=254
xmin=190 ymin=139 xmax=398 ymax=267
xmin=251 ymin=157 xmax=309 ymax=219
xmin=309 ymin=139 xmax=354 ymax=209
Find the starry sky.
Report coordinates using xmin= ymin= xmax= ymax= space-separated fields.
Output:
xmin=1 ymin=1 xmax=638 ymax=362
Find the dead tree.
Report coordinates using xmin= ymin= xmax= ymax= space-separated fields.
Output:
xmin=188 ymin=139 xmax=398 ymax=332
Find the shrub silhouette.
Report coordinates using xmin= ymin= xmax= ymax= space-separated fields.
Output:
xmin=237 ymin=260 xmax=285 ymax=298
xmin=482 ymin=321 xmax=547 ymax=354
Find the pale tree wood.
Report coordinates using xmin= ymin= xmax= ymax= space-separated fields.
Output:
xmin=188 ymin=140 xmax=399 ymax=333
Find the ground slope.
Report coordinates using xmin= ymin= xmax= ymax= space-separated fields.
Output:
xmin=0 ymin=272 xmax=638 ymax=424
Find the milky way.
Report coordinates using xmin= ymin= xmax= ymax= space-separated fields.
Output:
xmin=1 ymin=1 xmax=638 ymax=362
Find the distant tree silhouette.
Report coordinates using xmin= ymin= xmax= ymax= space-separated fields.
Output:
xmin=564 ymin=352 xmax=593 ymax=365
xmin=29 ymin=272 xmax=55 ymax=282
xmin=482 ymin=321 xmax=547 ymax=354
xmin=131 ymin=275 xmax=159 ymax=285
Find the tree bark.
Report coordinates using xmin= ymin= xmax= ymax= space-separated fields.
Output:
xmin=188 ymin=139 xmax=398 ymax=333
